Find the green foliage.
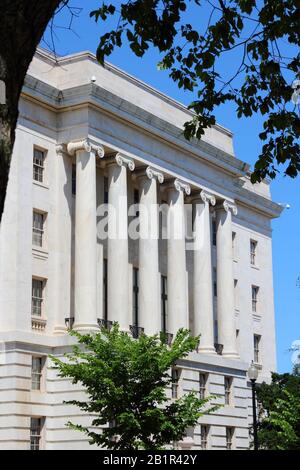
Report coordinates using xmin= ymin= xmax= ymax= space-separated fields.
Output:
xmin=51 ymin=325 xmax=218 ymax=450
xmin=90 ymin=0 xmax=300 ymax=182
xmin=256 ymin=369 xmax=300 ymax=450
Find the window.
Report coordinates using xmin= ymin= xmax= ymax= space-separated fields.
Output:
xmin=213 ymin=268 xmax=217 ymax=297
xmin=212 ymin=219 xmax=217 ymax=246
xmin=254 ymin=334 xmax=261 ymax=364
xmin=133 ymin=189 xmax=139 ymax=217
xmin=250 ymin=239 xmax=257 ymax=265
xmin=32 ymin=211 xmax=44 ymax=247
xmin=30 ymin=418 xmax=43 ymax=450
xmin=33 ymin=148 xmax=45 ymax=183
xmin=224 ymin=376 xmax=232 ymax=405
xmin=31 ymin=357 xmax=43 ymax=391
xmin=161 ymin=275 xmax=168 ymax=332
xmin=132 ymin=268 xmax=139 ymax=327
xmin=171 ymin=368 xmax=180 ymax=399
xmin=104 ymin=177 xmax=108 ymax=204
xmin=72 ymin=164 xmax=76 ymax=196
xmin=201 ymin=425 xmax=209 ymax=450
xmin=226 ymin=427 xmax=234 ymax=450
xmin=252 ymin=285 xmax=259 ymax=312
xmin=236 ymin=330 xmax=240 ymax=352
xmin=234 ymin=279 xmax=238 ymax=309
xmin=103 ymin=259 xmax=108 ymax=321
xmin=32 ymin=279 xmax=44 ymax=317
xmin=199 ymin=373 xmax=208 ymax=400
xmin=232 ymin=232 xmax=236 ymax=259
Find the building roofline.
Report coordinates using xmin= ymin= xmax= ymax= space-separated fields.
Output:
xmin=35 ymin=47 xmax=234 ymax=139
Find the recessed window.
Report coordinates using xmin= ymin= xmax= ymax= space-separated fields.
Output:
xmin=103 ymin=259 xmax=108 ymax=321
xmin=252 ymin=285 xmax=259 ymax=312
xmin=226 ymin=427 xmax=234 ymax=450
xmin=32 ymin=211 xmax=45 ymax=247
xmin=201 ymin=425 xmax=209 ymax=450
xmin=224 ymin=376 xmax=232 ymax=405
xmin=234 ymin=279 xmax=238 ymax=309
xmin=199 ymin=373 xmax=208 ymax=400
xmin=30 ymin=417 xmax=43 ymax=450
xmin=32 ymin=279 xmax=44 ymax=317
xmin=171 ymin=368 xmax=180 ymax=399
xmin=212 ymin=219 xmax=217 ymax=246
xmin=33 ymin=148 xmax=45 ymax=183
xmin=104 ymin=176 xmax=108 ymax=204
xmin=31 ymin=357 xmax=44 ymax=391
xmin=232 ymin=232 xmax=237 ymax=259
xmin=161 ymin=275 xmax=168 ymax=333
xmin=72 ymin=164 xmax=76 ymax=196
xmin=132 ymin=268 xmax=139 ymax=327
xmin=250 ymin=239 xmax=257 ymax=266
xmin=213 ymin=268 xmax=217 ymax=297
xmin=254 ymin=334 xmax=261 ymax=364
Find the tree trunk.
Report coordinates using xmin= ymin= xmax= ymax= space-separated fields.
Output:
xmin=0 ymin=0 xmax=62 ymax=223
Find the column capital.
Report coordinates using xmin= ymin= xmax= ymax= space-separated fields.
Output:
xmin=164 ymin=178 xmax=191 ymax=195
xmin=67 ymin=139 xmax=105 ymax=159
xmin=55 ymin=143 xmax=67 ymax=157
xmin=216 ymin=199 xmax=238 ymax=216
xmin=146 ymin=166 xmax=164 ymax=183
xmin=199 ymin=190 xmax=216 ymax=206
xmin=115 ymin=153 xmax=135 ymax=171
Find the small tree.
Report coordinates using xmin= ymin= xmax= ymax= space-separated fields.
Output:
xmin=256 ymin=369 xmax=300 ymax=450
xmin=51 ymin=325 xmax=218 ymax=450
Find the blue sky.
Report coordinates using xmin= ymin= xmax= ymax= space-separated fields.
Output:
xmin=43 ymin=1 xmax=299 ymax=373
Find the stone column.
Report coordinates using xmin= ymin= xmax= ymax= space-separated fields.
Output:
xmin=215 ymin=200 xmax=238 ymax=358
xmin=67 ymin=139 xmax=104 ymax=331
xmin=107 ymin=154 xmax=135 ymax=330
xmin=138 ymin=167 xmax=164 ymax=335
xmin=193 ymin=190 xmax=216 ymax=354
xmin=166 ymin=179 xmax=190 ymax=335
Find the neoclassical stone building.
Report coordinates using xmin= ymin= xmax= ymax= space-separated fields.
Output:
xmin=0 ymin=48 xmax=282 ymax=450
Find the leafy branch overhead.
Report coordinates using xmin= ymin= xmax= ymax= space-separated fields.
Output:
xmin=90 ymin=0 xmax=300 ymax=182
xmin=51 ymin=326 xmax=219 ymax=450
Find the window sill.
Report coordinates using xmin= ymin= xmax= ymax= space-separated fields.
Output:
xmin=251 ymin=264 xmax=260 ymax=271
xmin=32 ymin=246 xmax=49 ymax=260
xmin=31 ymin=317 xmax=47 ymax=331
xmin=33 ymin=180 xmax=49 ymax=190
xmin=252 ymin=313 xmax=262 ymax=322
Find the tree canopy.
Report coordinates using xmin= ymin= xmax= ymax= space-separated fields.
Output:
xmin=256 ymin=369 xmax=300 ymax=450
xmin=51 ymin=326 xmax=218 ymax=450
xmin=91 ymin=0 xmax=300 ymax=183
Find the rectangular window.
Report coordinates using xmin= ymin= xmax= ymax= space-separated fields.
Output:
xmin=31 ymin=357 xmax=43 ymax=391
xmin=103 ymin=259 xmax=108 ymax=321
xmin=232 ymin=232 xmax=236 ymax=259
xmin=212 ymin=219 xmax=217 ymax=246
xmin=33 ymin=148 xmax=45 ymax=183
xmin=201 ymin=425 xmax=209 ymax=450
xmin=252 ymin=285 xmax=259 ymax=312
xmin=161 ymin=275 xmax=168 ymax=332
xmin=30 ymin=418 xmax=43 ymax=450
xmin=254 ymin=334 xmax=261 ymax=363
xmin=224 ymin=376 xmax=232 ymax=405
xmin=134 ymin=189 xmax=139 ymax=217
xmin=226 ymin=427 xmax=234 ymax=450
xmin=104 ymin=177 xmax=108 ymax=204
xmin=234 ymin=279 xmax=238 ymax=309
xmin=72 ymin=164 xmax=76 ymax=196
xmin=250 ymin=239 xmax=257 ymax=265
xmin=32 ymin=211 xmax=44 ymax=247
xmin=132 ymin=268 xmax=139 ymax=327
xmin=199 ymin=373 xmax=208 ymax=400
xmin=32 ymin=279 xmax=44 ymax=317
xmin=171 ymin=368 xmax=180 ymax=399
xmin=213 ymin=268 xmax=217 ymax=297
